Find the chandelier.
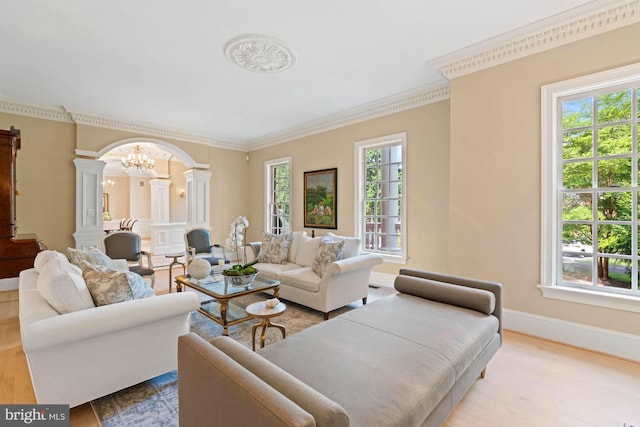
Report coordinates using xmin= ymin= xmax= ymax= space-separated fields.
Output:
xmin=121 ymin=145 xmax=155 ymax=172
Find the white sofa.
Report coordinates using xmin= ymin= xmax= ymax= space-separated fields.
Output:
xmin=246 ymin=232 xmax=383 ymax=319
xmin=18 ymin=252 xmax=200 ymax=408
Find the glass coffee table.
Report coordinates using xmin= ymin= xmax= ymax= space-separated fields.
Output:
xmin=175 ymin=274 xmax=280 ymax=335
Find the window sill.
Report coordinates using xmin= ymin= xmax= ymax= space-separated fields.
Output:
xmin=379 ymin=253 xmax=407 ymax=264
xmin=538 ymin=284 xmax=640 ymax=313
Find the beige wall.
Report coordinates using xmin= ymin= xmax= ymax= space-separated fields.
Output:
xmin=248 ymin=101 xmax=451 ymax=276
xmin=169 ymin=160 xmax=187 ymax=223
xmin=129 ymin=177 xmax=151 ymax=219
xmin=449 ymin=23 xmax=640 ymax=335
xmin=0 ymin=114 xmax=77 ymax=251
xmin=207 ymin=147 xmax=250 ymax=245
xmin=104 ymin=176 xmax=130 ymax=219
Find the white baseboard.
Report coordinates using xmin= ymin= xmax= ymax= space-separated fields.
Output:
xmin=0 ymin=277 xmax=18 ymax=291
xmin=503 ymin=308 xmax=640 ymax=362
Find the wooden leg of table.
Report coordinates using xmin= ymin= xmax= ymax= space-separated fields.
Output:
xmin=273 ymin=287 xmax=280 ymax=299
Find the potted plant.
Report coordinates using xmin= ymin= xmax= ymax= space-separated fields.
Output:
xmin=222 ymin=258 xmax=260 ymax=287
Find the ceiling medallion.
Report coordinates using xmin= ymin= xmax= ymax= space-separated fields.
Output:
xmin=224 ymin=34 xmax=295 ymax=73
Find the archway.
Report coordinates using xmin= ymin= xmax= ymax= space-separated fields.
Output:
xmin=73 ymin=138 xmax=211 ymax=253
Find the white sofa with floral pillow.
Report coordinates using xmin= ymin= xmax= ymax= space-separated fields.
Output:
xmin=246 ymin=231 xmax=383 ymax=319
xmin=18 ymin=249 xmax=200 ymax=408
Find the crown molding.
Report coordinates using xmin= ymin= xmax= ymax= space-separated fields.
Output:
xmin=430 ymin=0 xmax=640 ymax=80
xmin=65 ymin=109 xmax=245 ymax=150
xmin=0 ymin=97 xmax=248 ymax=152
xmin=247 ymin=81 xmax=450 ymax=150
xmin=0 ymin=98 xmax=73 ymax=123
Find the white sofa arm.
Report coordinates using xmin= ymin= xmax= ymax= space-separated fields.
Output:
xmin=324 ymin=254 xmax=384 ymax=277
xmin=22 ymin=292 xmax=200 ymax=352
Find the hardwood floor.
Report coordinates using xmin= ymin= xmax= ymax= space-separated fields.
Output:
xmin=3 ymin=268 xmax=639 ymax=426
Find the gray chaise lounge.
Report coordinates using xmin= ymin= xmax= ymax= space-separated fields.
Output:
xmin=178 ymin=268 xmax=503 ymax=426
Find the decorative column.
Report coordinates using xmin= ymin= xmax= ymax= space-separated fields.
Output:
xmin=149 ymin=179 xmax=170 ymax=223
xmin=73 ymin=158 xmax=107 ymax=249
xmin=184 ymin=169 xmax=211 ymax=229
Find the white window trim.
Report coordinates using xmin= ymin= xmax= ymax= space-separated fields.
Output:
xmin=264 ymin=156 xmax=292 ymax=233
xmin=540 ymin=62 xmax=640 ymax=313
xmin=354 ymin=132 xmax=407 ymax=264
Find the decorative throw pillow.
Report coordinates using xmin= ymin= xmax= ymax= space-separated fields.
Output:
xmin=34 ymin=250 xmax=70 ymax=272
xmin=36 ymin=263 xmax=96 ymax=314
xmin=312 ymin=238 xmax=345 ymax=278
xmin=295 ymin=235 xmax=323 ymax=267
xmin=81 ymin=262 xmax=155 ymax=306
xmin=287 ymin=231 xmax=308 ymax=263
xmin=67 ymin=247 xmax=119 ymax=270
xmin=325 ymin=233 xmax=361 ymax=259
xmin=260 ymin=232 xmax=292 ymax=264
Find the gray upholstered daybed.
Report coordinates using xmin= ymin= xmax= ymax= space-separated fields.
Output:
xmin=178 ymin=268 xmax=503 ymax=426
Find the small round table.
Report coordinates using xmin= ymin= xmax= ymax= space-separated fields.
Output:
xmin=245 ymin=301 xmax=287 ymax=351
xmin=165 ymin=252 xmax=186 ymax=292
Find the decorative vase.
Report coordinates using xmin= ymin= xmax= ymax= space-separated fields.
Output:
xmin=188 ymin=258 xmax=212 ymax=279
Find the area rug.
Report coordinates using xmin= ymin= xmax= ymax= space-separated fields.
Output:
xmin=91 ymin=286 xmax=396 ymax=426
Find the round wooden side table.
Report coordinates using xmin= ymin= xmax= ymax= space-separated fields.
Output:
xmin=245 ymin=301 xmax=287 ymax=351
xmin=165 ymin=252 xmax=186 ymax=292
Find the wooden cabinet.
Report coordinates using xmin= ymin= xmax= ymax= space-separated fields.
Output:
xmin=0 ymin=127 xmax=43 ymax=278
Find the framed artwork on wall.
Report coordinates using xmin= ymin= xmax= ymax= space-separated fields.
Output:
xmin=304 ymin=168 xmax=337 ymax=229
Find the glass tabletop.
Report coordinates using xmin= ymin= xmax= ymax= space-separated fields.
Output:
xmin=177 ymin=273 xmax=279 ymax=298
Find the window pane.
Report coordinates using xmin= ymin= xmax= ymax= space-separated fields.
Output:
xmin=267 ymin=162 xmax=291 ymax=234
xmin=597 ymin=124 xmax=632 ymax=156
xmin=562 ymin=255 xmax=592 ymax=286
xmin=562 ymin=223 xmax=593 ymax=285
xmin=596 ymin=257 xmax=631 ymax=289
xmin=365 ymin=150 xmax=379 ymax=166
xmin=563 ymin=162 xmax=592 ymax=189
xmin=562 ymin=224 xmax=593 ymax=253
xmin=597 ymin=90 xmax=632 ymax=124
xmin=360 ymin=139 xmax=404 ymax=257
xmin=366 ymin=166 xmax=380 ymax=183
xmin=597 ymin=224 xmax=631 ymax=255
xmin=365 ymin=201 xmax=376 ymax=216
xmin=366 ymin=183 xmax=380 ymax=199
xmin=597 ymin=158 xmax=631 ymax=188
xmin=562 ymin=97 xmax=593 ymax=129
xmin=562 ymin=192 xmax=592 ymax=220
xmin=563 ymin=129 xmax=593 ymax=159
xmin=597 ymin=191 xmax=631 ymax=221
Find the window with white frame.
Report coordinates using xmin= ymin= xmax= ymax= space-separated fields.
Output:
xmin=541 ymin=63 xmax=640 ymax=311
xmin=354 ymin=133 xmax=406 ymax=262
xmin=265 ymin=157 xmax=291 ymax=235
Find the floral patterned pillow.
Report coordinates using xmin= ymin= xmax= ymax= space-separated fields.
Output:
xmin=260 ymin=232 xmax=292 ymax=264
xmin=312 ymin=238 xmax=345 ymax=278
xmin=67 ymin=247 xmax=119 ymax=270
xmin=81 ymin=262 xmax=155 ymax=306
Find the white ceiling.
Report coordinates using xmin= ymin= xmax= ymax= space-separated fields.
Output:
xmin=0 ymin=0 xmax=607 ymax=149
